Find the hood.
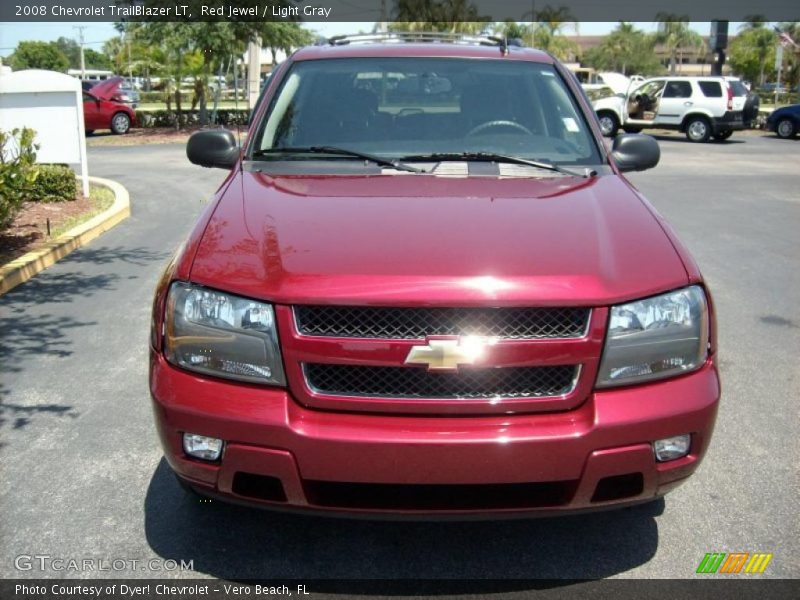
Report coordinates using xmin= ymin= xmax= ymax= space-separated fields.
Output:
xmin=189 ymin=172 xmax=689 ymax=307
xmin=597 ymin=72 xmax=632 ymax=95
xmin=88 ymin=76 xmax=123 ymax=100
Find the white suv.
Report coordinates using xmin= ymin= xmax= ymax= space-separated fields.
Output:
xmin=594 ymin=76 xmax=747 ymax=142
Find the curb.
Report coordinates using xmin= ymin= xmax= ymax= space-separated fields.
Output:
xmin=0 ymin=176 xmax=131 ymax=296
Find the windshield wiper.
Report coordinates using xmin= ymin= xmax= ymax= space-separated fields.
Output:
xmin=400 ymin=152 xmax=593 ymax=178
xmin=251 ymin=146 xmax=425 ymax=173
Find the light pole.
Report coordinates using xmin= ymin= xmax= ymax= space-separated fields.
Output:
xmin=73 ymin=25 xmax=86 ymax=78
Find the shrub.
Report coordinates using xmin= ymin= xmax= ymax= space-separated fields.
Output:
xmin=134 ymin=108 xmax=251 ymax=129
xmin=139 ymin=91 xmax=192 ymax=104
xmin=28 ymin=164 xmax=76 ymax=203
xmin=0 ymin=128 xmax=39 ymax=230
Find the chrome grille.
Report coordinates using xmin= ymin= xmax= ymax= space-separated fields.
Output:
xmin=304 ymin=364 xmax=578 ymax=400
xmin=294 ymin=306 xmax=590 ymax=340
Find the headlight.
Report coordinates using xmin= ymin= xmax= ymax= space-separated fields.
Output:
xmin=164 ymin=282 xmax=285 ymax=386
xmin=596 ymin=286 xmax=709 ymax=387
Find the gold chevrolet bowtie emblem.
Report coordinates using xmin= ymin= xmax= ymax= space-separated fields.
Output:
xmin=404 ymin=338 xmax=486 ymax=371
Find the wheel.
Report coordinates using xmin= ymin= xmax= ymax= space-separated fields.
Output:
xmin=685 ymin=117 xmax=711 ymax=143
xmin=623 ymin=126 xmax=642 ymax=134
xmin=597 ymin=111 xmax=619 ymax=137
xmin=712 ymin=130 xmax=733 ymax=141
xmin=466 ymin=120 xmax=533 ymax=137
xmin=110 ymin=112 xmax=131 ymax=135
xmin=776 ymin=118 xmax=797 ymax=139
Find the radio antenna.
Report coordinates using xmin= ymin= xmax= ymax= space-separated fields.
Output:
xmin=232 ymin=53 xmax=243 ymax=168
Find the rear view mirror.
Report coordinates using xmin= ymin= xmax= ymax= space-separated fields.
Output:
xmin=187 ymin=129 xmax=239 ymax=169
xmin=611 ymin=134 xmax=660 ymax=172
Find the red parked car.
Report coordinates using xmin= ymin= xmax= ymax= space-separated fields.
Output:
xmin=150 ymin=33 xmax=719 ymax=517
xmin=82 ymin=77 xmax=135 ymax=135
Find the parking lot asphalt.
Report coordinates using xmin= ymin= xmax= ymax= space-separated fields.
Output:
xmin=1 ymin=132 xmax=798 ymax=584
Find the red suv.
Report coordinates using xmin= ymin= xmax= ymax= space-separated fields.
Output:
xmin=150 ymin=34 xmax=719 ymax=516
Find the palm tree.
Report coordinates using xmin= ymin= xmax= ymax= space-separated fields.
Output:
xmin=260 ymin=22 xmax=313 ymax=66
xmin=778 ymin=23 xmax=800 ymax=92
xmin=492 ymin=21 xmax=532 ymax=42
xmin=655 ymin=14 xmax=704 ymax=74
xmin=583 ymin=22 xmax=662 ymax=76
xmin=604 ymin=22 xmax=638 ymax=74
xmin=752 ymin=28 xmax=776 ymax=86
xmin=529 ymin=5 xmax=576 ymax=49
xmin=739 ymin=16 xmax=767 ymax=31
xmin=390 ymin=0 xmax=489 ymax=34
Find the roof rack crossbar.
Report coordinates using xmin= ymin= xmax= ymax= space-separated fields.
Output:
xmin=318 ymin=32 xmax=524 ymax=49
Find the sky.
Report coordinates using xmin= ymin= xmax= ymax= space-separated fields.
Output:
xmin=0 ymin=21 xmax=747 ymax=59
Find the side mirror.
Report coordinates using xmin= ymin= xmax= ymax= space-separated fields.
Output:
xmin=187 ymin=129 xmax=239 ymax=169
xmin=611 ymin=133 xmax=660 ymax=172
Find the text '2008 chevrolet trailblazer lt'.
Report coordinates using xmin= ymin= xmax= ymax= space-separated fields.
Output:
xmin=149 ymin=33 xmax=719 ymax=517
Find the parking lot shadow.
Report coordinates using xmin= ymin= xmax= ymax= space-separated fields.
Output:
xmin=144 ymin=458 xmax=661 ymax=586
xmin=649 ymin=134 xmax=746 ymax=144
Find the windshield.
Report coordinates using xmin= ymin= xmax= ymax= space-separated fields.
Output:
xmin=252 ymin=57 xmax=601 ymax=167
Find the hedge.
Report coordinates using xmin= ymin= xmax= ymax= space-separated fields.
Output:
xmin=134 ymin=108 xmax=250 ymax=129
xmin=28 ymin=164 xmax=77 ymax=203
xmin=139 ymin=91 xmax=193 ymax=104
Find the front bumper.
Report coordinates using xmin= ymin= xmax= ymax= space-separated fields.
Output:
xmin=150 ymin=353 xmax=719 ymax=517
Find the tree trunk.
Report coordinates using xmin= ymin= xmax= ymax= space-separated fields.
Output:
xmin=198 ymin=61 xmax=209 ymax=126
xmin=175 ymin=52 xmax=183 ymax=131
xmin=198 ymin=86 xmax=207 ymax=125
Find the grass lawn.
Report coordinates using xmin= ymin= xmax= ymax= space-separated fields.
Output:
xmin=51 ymin=185 xmax=115 ymax=238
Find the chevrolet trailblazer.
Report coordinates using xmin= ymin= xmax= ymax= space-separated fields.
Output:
xmin=150 ymin=33 xmax=719 ymax=516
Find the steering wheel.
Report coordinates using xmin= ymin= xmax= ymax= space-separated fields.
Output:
xmin=466 ymin=120 xmax=533 ymax=137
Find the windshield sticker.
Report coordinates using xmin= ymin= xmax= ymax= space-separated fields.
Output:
xmin=563 ymin=118 xmax=579 ymax=132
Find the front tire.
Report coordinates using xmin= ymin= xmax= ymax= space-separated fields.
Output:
xmin=776 ymin=118 xmax=797 ymax=139
xmin=685 ymin=116 xmax=711 ymax=143
xmin=110 ymin=112 xmax=131 ymax=135
xmin=712 ymin=130 xmax=733 ymax=141
xmin=597 ymin=111 xmax=619 ymax=137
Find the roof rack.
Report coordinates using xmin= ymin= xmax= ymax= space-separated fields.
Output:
xmin=317 ymin=32 xmax=524 ymax=51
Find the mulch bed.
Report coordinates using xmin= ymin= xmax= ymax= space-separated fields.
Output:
xmin=85 ymin=126 xmax=204 ymax=146
xmin=0 ymin=194 xmax=96 ymax=265
xmin=85 ymin=126 xmax=249 ymax=146
xmin=85 ymin=127 xmax=197 ymax=146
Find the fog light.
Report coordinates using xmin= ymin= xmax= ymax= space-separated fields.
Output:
xmin=183 ymin=433 xmax=223 ymax=461
xmin=653 ymin=434 xmax=691 ymax=462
